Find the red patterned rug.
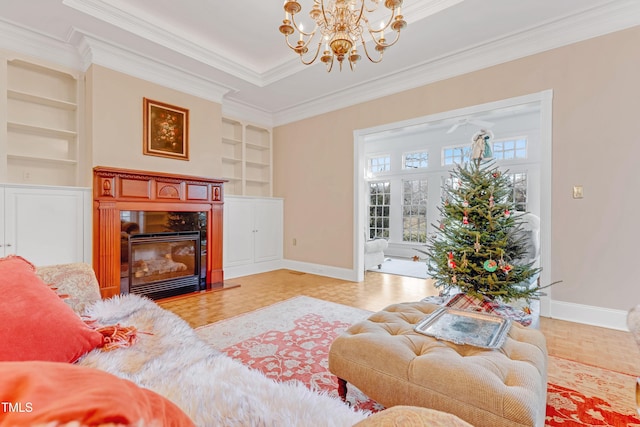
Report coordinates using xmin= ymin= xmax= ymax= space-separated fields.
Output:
xmin=196 ymin=296 xmax=640 ymax=427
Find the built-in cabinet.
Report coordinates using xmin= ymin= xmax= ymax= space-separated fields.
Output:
xmin=1 ymin=55 xmax=81 ymax=187
xmin=0 ymin=184 xmax=90 ymax=266
xmin=223 ymin=196 xmax=283 ymax=278
xmin=221 ymin=118 xmax=272 ymax=197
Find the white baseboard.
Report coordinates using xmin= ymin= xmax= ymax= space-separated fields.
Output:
xmin=226 ymin=260 xmax=630 ymax=332
xmin=549 ymin=300 xmax=629 ymax=331
xmin=281 ymin=259 xmax=358 ymax=282
xmin=224 ymin=260 xmax=285 ymax=280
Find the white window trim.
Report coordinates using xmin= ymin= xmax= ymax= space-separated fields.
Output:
xmin=354 ymin=90 xmax=553 ymax=317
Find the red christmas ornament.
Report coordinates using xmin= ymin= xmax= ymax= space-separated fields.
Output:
xmin=447 ymin=252 xmax=457 ymax=269
xmin=504 ymin=209 xmax=511 ymax=218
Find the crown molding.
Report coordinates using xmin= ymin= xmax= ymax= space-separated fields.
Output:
xmin=69 ymin=29 xmax=235 ymax=103
xmin=222 ymin=99 xmax=274 ymax=129
xmin=271 ymin=0 xmax=640 ymax=126
xmin=2 ymin=1 xmax=639 ymax=126
xmin=63 ymin=0 xmax=264 ymax=86
xmin=0 ymin=18 xmax=82 ymax=70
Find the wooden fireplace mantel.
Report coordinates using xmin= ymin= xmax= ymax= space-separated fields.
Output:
xmin=93 ymin=166 xmax=226 ymax=298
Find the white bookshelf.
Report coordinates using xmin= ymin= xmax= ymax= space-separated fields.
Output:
xmin=2 ymin=57 xmax=81 ymax=186
xmin=221 ymin=117 xmax=272 ymax=196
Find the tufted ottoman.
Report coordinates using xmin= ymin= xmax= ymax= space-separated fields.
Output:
xmin=328 ymin=301 xmax=547 ymax=427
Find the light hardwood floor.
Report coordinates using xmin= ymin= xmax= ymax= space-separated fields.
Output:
xmin=158 ymin=269 xmax=640 ymax=377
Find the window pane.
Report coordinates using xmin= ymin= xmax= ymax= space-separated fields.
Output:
xmin=368 ymin=180 xmax=391 ymax=239
xmin=492 ymin=138 xmax=527 ymax=160
xmin=404 ymin=151 xmax=428 ymax=169
xmin=402 ymin=179 xmax=428 ymax=243
xmin=369 ymin=155 xmax=391 ymax=174
xmin=505 ymin=172 xmax=528 ymax=211
xmin=442 ymin=146 xmax=471 ymax=165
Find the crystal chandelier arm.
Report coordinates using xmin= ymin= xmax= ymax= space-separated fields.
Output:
xmin=353 ymin=1 xmax=366 ymax=24
xmin=359 ymin=35 xmax=384 ymax=63
xmin=282 ymin=34 xmax=302 ymax=50
xmin=364 ymin=13 xmax=405 ymax=48
xmin=289 ymin=13 xmax=318 ymax=40
xmin=362 ymin=8 xmax=394 ymax=37
xmin=362 ymin=0 xmax=383 ymax=13
xmin=299 ymin=41 xmax=323 ymax=65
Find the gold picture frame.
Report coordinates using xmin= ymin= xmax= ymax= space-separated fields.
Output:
xmin=143 ymin=98 xmax=189 ymax=160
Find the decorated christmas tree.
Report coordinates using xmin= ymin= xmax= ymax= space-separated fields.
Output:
xmin=426 ymin=130 xmax=542 ymax=304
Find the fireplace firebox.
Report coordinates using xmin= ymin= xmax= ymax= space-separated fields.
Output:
xmin=124 ymin=231 xmax=201 ymax=300
xmin=93 ymin=167 xmax=225 ymax=299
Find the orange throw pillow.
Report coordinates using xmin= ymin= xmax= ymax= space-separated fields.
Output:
xmin=0 ymin=361 xmax=195 ymax=426
xmin=0 ymin=256 xmax=104 ymax=363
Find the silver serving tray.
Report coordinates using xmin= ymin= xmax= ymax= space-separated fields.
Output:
xmin=414 ymin=307 xmax=512 ymax=349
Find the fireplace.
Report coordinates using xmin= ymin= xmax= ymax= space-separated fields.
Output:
xmin=93 ymin=167 xmax=225 ymax=298
xmin=124 ymin=231 xmax=201 ymax=300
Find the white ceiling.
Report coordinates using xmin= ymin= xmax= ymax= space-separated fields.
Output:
xmin=0 ymin=0 xmax=639 ymax=126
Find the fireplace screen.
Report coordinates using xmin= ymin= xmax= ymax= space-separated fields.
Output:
xmin=124 ymin=231 xmax=201 ymax=299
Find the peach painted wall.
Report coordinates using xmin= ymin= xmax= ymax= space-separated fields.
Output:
xmin=85 ymin=65 xmax=222 ymax=181
xmin=274 ymin=26 xmax=640 ymax=312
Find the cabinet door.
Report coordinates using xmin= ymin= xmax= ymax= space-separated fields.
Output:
xmin=223 ymin=197 xmax=256 ymax=267
xmin=253 ymin=199 xmax=283 ymax=263
xmin=3 ymin=187 xmax=86 ymax=266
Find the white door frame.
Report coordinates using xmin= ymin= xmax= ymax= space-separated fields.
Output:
xmin=353 ymin=90 xmax=553 ymax=316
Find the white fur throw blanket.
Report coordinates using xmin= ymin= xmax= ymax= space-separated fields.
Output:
xmin=77 ymin=295 xmax=368 ymax=427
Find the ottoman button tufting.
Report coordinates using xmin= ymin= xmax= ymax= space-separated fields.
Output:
xmin=328 ymin=301 xmax=547 ymax=427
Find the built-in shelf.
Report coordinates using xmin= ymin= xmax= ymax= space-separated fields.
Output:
xmin=3 ymin=56 xmax=80 ymax=186
xmin=7 ymin=89 xmax=77 ymax=110
xmin=221 ymin=117 xmax=272 ymax=197
xmin=7 ymin=154 xmax=77 ymax=165
xmin=222 ymin=136 xmax=242 ymax=145
xmin=222 ymin=156 xmax=243 ymax=163
xmin=246 ymin=161 xmax=270 ymax=168
xmin=246 ymin=142 xmax=269 ymax=150
xmin=8 ymin=122 xmax=77 ymax=139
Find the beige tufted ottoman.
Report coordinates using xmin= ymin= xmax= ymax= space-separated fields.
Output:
xmin=328 ymin=301 xmax=548 ymax=427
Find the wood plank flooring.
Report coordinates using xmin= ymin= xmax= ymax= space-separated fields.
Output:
xmin=158 ymin=269 xmax=640 ymax=377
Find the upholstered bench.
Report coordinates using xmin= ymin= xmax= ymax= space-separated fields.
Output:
xmin=328 ymin=301 xmax=548 ymax=427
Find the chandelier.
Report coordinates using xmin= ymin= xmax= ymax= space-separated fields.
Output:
xmin=279 ymin=0 xmax=407 ymax=72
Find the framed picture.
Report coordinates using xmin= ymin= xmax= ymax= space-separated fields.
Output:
xmin=143 ymin=98 xmax=189 ymax=160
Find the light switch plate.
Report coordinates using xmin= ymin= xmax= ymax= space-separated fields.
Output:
xmin=573 ymin=185 xmax=583 ymax=199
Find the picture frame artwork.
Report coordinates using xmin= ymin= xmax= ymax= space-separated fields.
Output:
xmin=143 ymin=98 xmax=189 ymax=160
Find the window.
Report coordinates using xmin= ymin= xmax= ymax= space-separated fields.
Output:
xmin=402 ymin=179 xmax=428 ymax=243
xmin=506 ymin=172 xmax=528 ymax=211
xmin=493 ymin=138 xmax=527 ymax=160
xmin=403 ymin=151 xmax=428 ymax=169
xmin=369 ymin=181 xmax=391 ymax=239
xmin=442 ymin=146 xmax=471 ymax=165
xmin=443 ymin=173 xmax=528 ymax=211
xmin=369 ymin=155 xmax=391 ymax=174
